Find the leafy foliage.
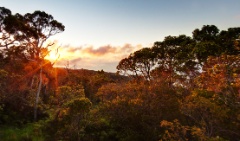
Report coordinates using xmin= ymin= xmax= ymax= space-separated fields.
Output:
xmin=1 ymin=6 xmax=240 ymax=141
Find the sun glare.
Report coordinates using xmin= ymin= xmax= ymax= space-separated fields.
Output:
xmin=45 ymin=47 xmax=74 ymax=63
xmin=46 ymin=51 xmax=60 ymax=61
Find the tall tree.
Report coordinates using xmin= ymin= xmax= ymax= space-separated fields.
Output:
xmin=0 ymin=7 xmax=65 ymax=121
xmin=22 ymin=11 xmax=65 ymax=121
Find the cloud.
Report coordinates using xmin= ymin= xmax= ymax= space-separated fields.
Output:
xmin=120 ymin=43 xmax=137 ymax=52
xmin=81 ymin=45 xmax=117 ymax=56
xmin=49 ymin=43 xmax=144 ymax=72
xmin=71 ymin=57 xmax=82 ymax=64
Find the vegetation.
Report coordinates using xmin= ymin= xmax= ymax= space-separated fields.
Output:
xmin=0 ymin=7 xmax=240 ymax=141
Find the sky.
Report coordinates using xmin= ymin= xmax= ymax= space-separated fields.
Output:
xmin=1 ymin=0 xmax=240 ymax=72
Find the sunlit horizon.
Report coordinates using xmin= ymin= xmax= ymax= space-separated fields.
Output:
xmin=44 ymin=41 xmax=144 ymax=72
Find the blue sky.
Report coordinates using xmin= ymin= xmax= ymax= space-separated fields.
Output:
xmin=1 ymin=0 xmax=240 ymax=72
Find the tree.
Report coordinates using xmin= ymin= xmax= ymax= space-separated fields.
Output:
xmin=180 ymin=55 xmax=240 ymax=139
xmin=22 ymin=10 xmax=65 ymax=121
xmin=117 ymin=47 xmax=156 ymax=80
xmin=118 ymin=25 xmax=240 ymax=86
xmin=23 ymin=11 xmax=64 ymax=60
xmin=94 ymin=79 xmax=181 ymax=141
xmin=192 ymin=25 xmax=240 ymax=63
xmin=192 ymin=25 xmax=219 ymax=42
xmin=117 ymin=54 xmax=140 ymax=78
xmin=196 ymin=55 xmax=240 ymax=105
xmin=160 ymin=119 xmax=224 ymax=140
xmin=0 ymin=7 xmax=13 ymax=49
xmin=0 ymin=7 xmax=65 ymax=121
xmin=45 ymin=96 xmax=92 ymax=140
xmin=152 ymin=35 xmax=198 ymax=87
xmin=218 ymin=27 xmax=240 ymax=55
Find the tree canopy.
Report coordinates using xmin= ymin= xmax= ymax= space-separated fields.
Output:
xmin=0 ymin=6 xmax=240 ymax=141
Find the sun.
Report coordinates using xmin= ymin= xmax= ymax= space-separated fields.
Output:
xmin=45 ymin=51 xmax=60 ymax=61
xmin=45 ymin=47 xmax=73 ymax=63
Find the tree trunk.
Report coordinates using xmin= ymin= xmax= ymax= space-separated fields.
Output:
xmin=34 ymin=64 xmax=42 ymax=121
